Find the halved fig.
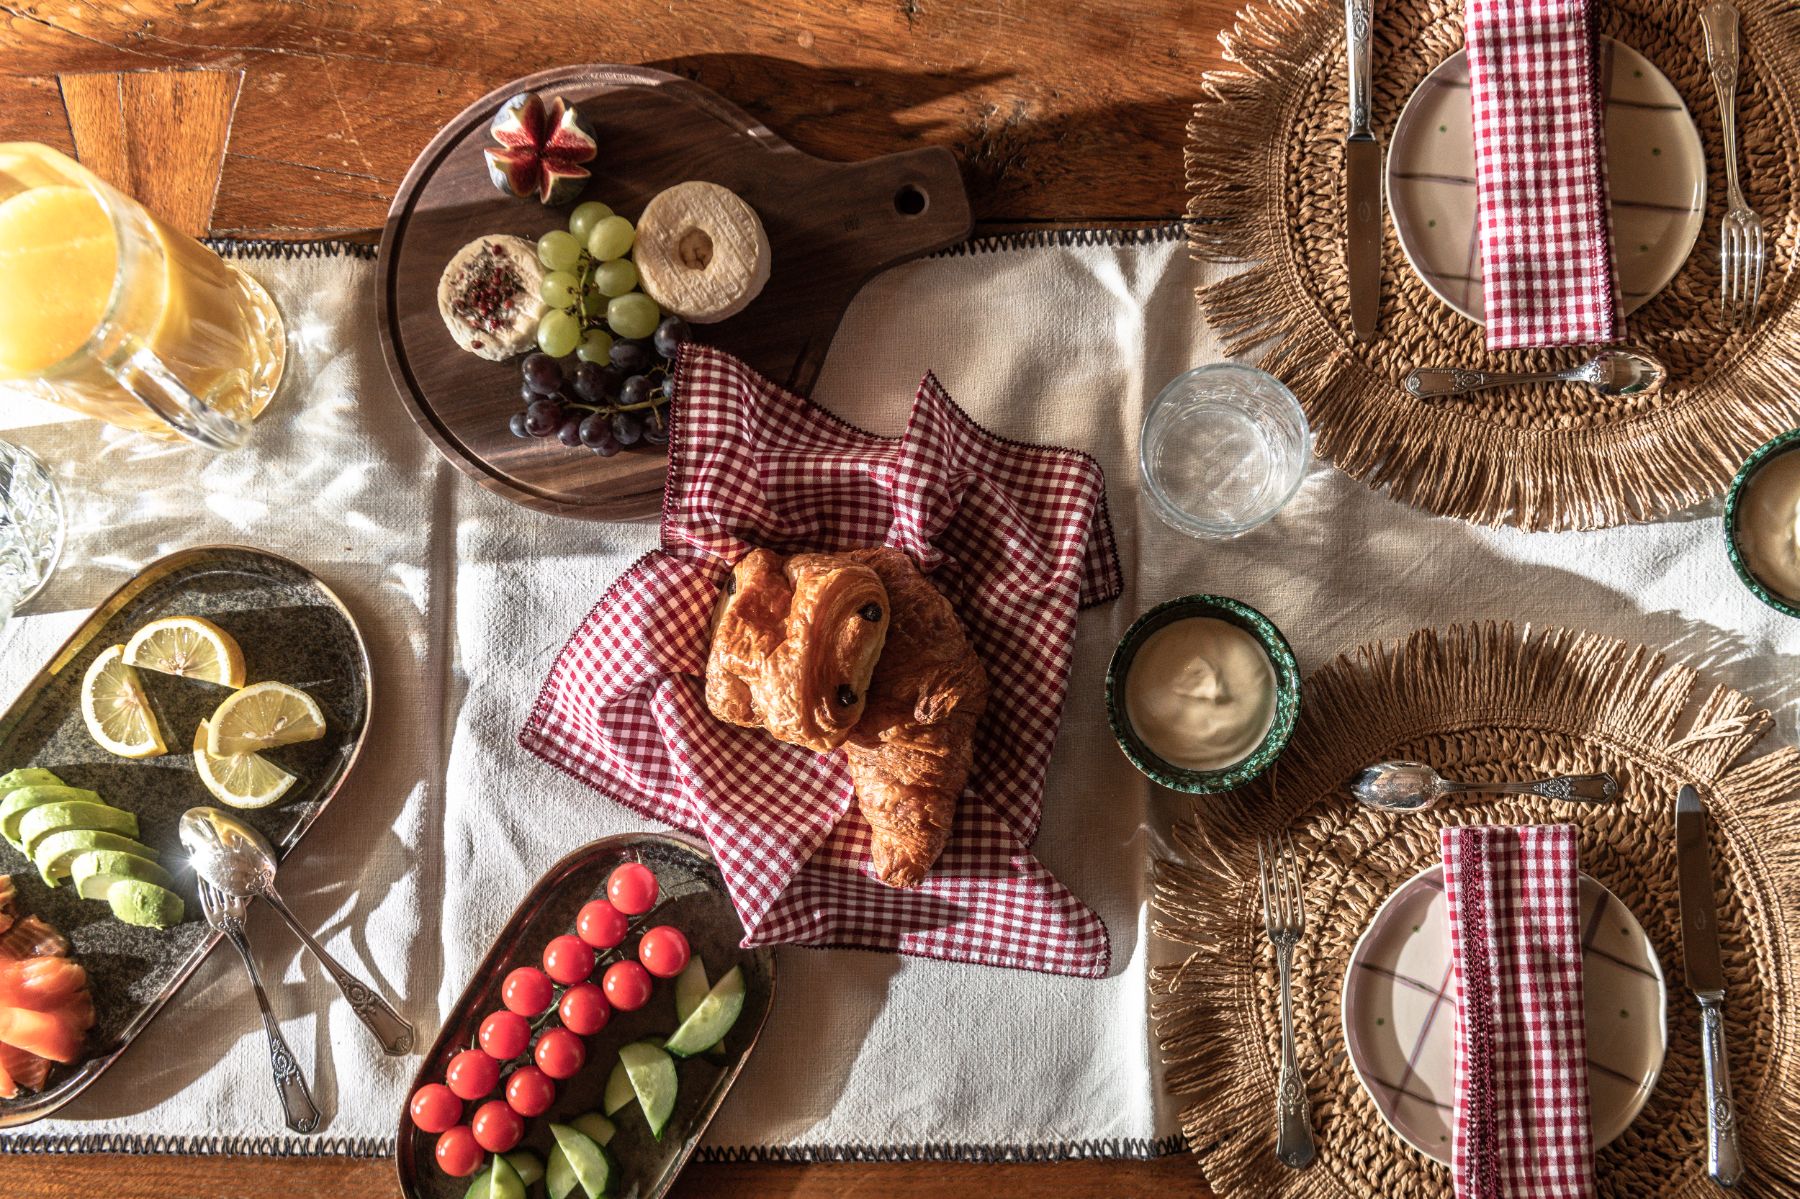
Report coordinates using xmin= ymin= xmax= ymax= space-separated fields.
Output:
xmin=483 ymin=90 xmax=598 ymax=206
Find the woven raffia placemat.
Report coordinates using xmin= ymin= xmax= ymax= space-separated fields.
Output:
xmin=1151 ymin=623 xmax=1800 ymax=1196
xmin=1186 ymin=0 xmax=1800 ymax=530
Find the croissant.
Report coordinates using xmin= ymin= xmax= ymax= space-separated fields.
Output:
xmin=842 ymin=547 xmax=990 ymax=888
xmin=704 ymin=549 xmax=891 ymax=753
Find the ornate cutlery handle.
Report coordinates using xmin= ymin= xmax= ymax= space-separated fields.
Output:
xmin=1273 ymin=941 xmax=1317 ymax=1169
xmin=1699 ymin=994 xmax=1744 ymax=1187
xmin=1701 ymin=3 xmax=1745 ymax=205
xmin=1344 ymin=0 xmax=1374 ymax=136
xmin=261 ymin=888 xmax=415 ymax=1056
xmin=1440 ymin=773 xmax=1620 ymax=803
xmin=220 ymin=920 xmax=321 ymax=1134
xmin=1405 ymin=366 xmax=1573 ymax=397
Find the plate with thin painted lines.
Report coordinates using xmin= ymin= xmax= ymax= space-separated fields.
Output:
xmin=1341 ymin=864 xmax=1668 ymax=1165
xmin=1387 ymin=38 xmax=1706 ymax=325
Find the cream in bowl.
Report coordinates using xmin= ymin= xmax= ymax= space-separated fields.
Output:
xmin=1106 ymin=595 xmax=1300 ymax=794
xmin=1726 ymin=430 xmax=1800 ymax=618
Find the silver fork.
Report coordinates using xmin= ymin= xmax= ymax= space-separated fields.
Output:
xmin=199 ymin=879 xmax=321 ymax=1133
xmin=1703 ymin=2 xmax=1767 ymax=327
xmin=1258 ymin=833 xmax=1316 ymax=1169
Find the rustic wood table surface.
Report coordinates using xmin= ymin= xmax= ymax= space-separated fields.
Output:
xmin=0 ymin=1 xmax=1234 ymax=1194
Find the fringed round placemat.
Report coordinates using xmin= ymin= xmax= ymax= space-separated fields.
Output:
xmin=1151 ymin=623 xmax=1800 ymax=1197
xmin=1186 ymin=0 xmax=1800 ymax=530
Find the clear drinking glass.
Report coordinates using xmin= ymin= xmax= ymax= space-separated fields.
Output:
xmin=1139 ymin=363 xmax=1311 ymax=538
xmin=0 ymin=142 xmax=286 ymax=449
xmin=0 ymin=440 xmax=64 ymax=631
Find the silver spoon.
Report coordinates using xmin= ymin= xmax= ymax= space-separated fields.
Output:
xmin=1350 ymin=760 xmax=1619 ymax=812
xmin=1404 ymin=349 xmax=1666 ymax=399
xmin=181 ymin=807 xmax=415 ymax=1055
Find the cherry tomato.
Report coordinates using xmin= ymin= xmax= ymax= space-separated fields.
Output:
xmin=602 ymin=959 xmax=654 ymax=1012
xmin=505 ymin=1063 xmax=557 ymax=1118
xmin=577 ymin=898 xmax=630 ymax=950
xmin=471 ymin=1098 xmax=525 ymax=1153
xmin=502 ymin=966 xmax=555 ymax=1017
xmin=607 ymin=862 xmax=658 ymax=915
xmin=558 ymin=981 xmax=612 ymax=1035
xmin=409 ymin=1082 xmax=461 ymax=1134
xmin=435 ymin=1125 xmax=483 ymax=1177
xmin=535 ymin=1026 xmax=588 ymax=1079
xmin=543 ymin=933 xmax=596 ymax=985
xmin=446 ymin=1047 xmax=501 ymax=1101
xmin=637 ymin=925 xmax=691 ymax=979
xmin=479 ymin=1009 xmax=532 ymax=1061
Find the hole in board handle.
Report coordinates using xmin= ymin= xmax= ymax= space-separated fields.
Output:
xmin=893 ymin=184 xmax=928 ymax=216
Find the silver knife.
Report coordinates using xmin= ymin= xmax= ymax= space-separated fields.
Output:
xmin=1677 ymin=784 xmax=1744 ymax=1187
xmin=1344 ymin=0 xmax=1382 ymax=341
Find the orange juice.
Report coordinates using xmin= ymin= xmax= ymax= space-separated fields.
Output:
xmin=0 ymin=144 xmax=284 ymax=447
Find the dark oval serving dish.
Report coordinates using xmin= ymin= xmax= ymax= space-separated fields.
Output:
xmin=395 ymin=832 xmax=774 ymax=1199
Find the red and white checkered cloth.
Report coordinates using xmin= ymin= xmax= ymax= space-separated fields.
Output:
xmin=520 ymin=345 xmax=1120 ymax=977
xmin=1467 ymin=0 xmax=1617 ymax=348
xmin=1441 ymin=824 xmax=1595 ymax=1197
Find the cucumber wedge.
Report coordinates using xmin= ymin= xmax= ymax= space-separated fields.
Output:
xmin=1 ymin=785 xmax=98 ymax=847
xmin=462 ymin=1168 xmax=491 ymax=1199
xmin=19 ymin=800 xmax=136 ymax=857
xmin=549 ymin=1123 xmax=614 ymax=1198
xmin=464 ymin=1155 xmax=524 ymax=1199
xmin=665 ymin=965 xmax=745 ymax=1058
xmin=545 ymin=1146 xmax=578 ymax=1199
xmin=602 ymin=1058 xmax=634 ymax=1116
xmin=618 ymin=1040 xmax=679 ymax=1139
xmin=674 ymin=957 xmax=709 ymax=1023
xmin=569 ymin=1111 xmax=615 ymax=1147
xmin=504 ymin=1150 xmax=544 ymax=1187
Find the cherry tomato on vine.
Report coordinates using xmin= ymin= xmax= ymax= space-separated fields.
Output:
xmin=502 ymin=966 xmax=555 ymax=1017
xmin=446 ymin=1047 xmax=500 ymax=1100
xmin=558 ymin=981 xmax=612 ymax=1035
xmin=577 ymin=898 xmax=629 ymax=950
xmin=607 ymin=862 xmax=658 ymax=915
xmin=535 ymin=1026 xmax=588 ymax=1079
xmin=479 ymin=1009 xmax=532 ymax=1061
xmin=638 ymin=925 xmax=691 ymax=979
xmin=472 ymin=1098 xmax=525 ymax=1153
xmin=506 ymin=1064 xmax=557 ymax=1118
xmin=435 ymin=1125 xmax=483 ymax=1177
xmin=409 ymin=1082 xmax=461 ymax=1134
xmin=543 ymin=933 xmax=596 ymax=985
xmin=602 ymin=960 xmax=654 ymax=1012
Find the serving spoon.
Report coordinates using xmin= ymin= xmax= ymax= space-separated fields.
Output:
xmin=181 ymin=806 xmax=414 ymax=1055
xmin=1404 ymin=349 xmax=1666 ymax=400
xmin=1349 ymin=760 xmax=1619 ymax=812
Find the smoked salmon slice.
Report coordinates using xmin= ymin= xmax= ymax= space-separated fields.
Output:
xmin=0 ymin=957 xmax=87 ymax=1011
xmin=0 ymin=1042 xmax=48 ymax=1097
xmin=0 ymin=916 xmax=68 ymax=962
xmin=0 ymin=1004 xmax=87 ymax=1063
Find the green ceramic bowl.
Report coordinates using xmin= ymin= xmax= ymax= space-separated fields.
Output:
xmin=1105 ymin=594 xmax=1301 ymax=794
xmin=1725 ymin=428 xmax=1800 ymax=619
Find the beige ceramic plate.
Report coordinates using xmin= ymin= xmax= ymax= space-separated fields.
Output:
xmin=1388 ymin=38 xmax=1705 ymax=324
xmin=1342 ymin=864 xmax=1667 ymax=1165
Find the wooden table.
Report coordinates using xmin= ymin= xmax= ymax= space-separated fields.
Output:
xmin=0 ymin=1 xmax=1232 ymax=1193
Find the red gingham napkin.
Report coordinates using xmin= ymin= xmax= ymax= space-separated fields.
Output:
xmin=1467 ymin=0 xmax=1617 ymax=348
xmin=520 ymin=345 xmax=1120 ymax=977
xmin=1441 ymin=825 xmax=1595 ymax=1197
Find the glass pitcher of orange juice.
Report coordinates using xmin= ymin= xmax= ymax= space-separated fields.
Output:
xmin=0 ymin=143 xmax=285 ymax=449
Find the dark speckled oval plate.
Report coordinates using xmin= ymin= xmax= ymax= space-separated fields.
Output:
xmin=0 ymin=545 xmax=370 ymax=1127
xmin=395 ymin=834 xmax=774 ymax=1199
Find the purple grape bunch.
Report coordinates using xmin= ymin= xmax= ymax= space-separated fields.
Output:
xmin=509 ymin=315 xmax=690 ymax=454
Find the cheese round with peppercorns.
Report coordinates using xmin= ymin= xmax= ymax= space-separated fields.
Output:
xmin=437 ymin=235 xmax=548 ymax=360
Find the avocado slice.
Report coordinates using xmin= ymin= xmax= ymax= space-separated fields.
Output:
xmin=106 ymin=879 xmax=184 ymax=929
xmin=665 ymin=965 xmax=745 ymax=1058
xmin=0 ymin=767 xmax=63 ymax=795
xmin=602 ymin=1058 xmax=634 ymax=1116
xmin=31 ymin=829 xmax=156 ymax=886
xmin=1 ymin=786 xmax=101 ymax=847
xmin=71 ymin=849 xmax=174 ymax=900
xmin=19 ymin=801 xmax=137 ymax=857
xmin=618 ymin=1041 xmax=678 ymax=1139
xmin=548 ymin=1124 xmax=614 ymax=1198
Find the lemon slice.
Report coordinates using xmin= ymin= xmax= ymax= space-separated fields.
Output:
xmin=191 ymin=719 xmax=296 ymax=809
xmin=206 ymin=681 xmax=326 ymax=756
xmin=124 ymin=616 xmax=246 ymax=688
xmin=80 ymin=644 xmax=167 ymax=759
